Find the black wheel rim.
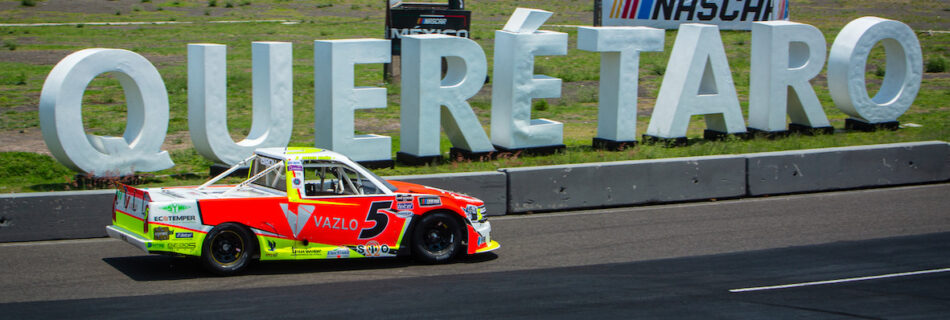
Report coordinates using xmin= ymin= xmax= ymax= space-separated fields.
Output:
xmin=211 ymin=230 xmax=244 ymax=266
xmin=422 ymin=219 xmax=455 ymax=254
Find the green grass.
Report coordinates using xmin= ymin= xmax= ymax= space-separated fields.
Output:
xmin=0 ymin=0 xmax=948 ymax=193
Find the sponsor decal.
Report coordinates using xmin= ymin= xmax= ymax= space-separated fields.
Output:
xmin=478 ymin=236 xmax=486 ymax=246
xmin=258 ymin=157 xmax=279 ymax=167
xmin=288 ymin=160 xmax=304 ymax=172
xmin=267 ymin=240 xmax=277 ymax=252
xmin=147 ymin=242 xmax=165 ymax=249
xmin=327 ymin=248 xmax=350 ymax=259
xmin=292 ymin=178 xmax=302 ymax=186
xmin=152 ymin=215 xmax=197 ymax=223
xmin=419 ymin=197 xmax=441 ymax=207
xmin=315 ymin=216 xmax=360 ymax=231
xmin=167 ymin=242 xmax=196 ymax=250
xmin=395 ymin=210 xmax=414 ymax=219
xmin=396 ymin=194 xmax=414 ymax=210
xmin=356 ymin=240 xmax=391 ymax=257
xmin=175 ymin=232 xmax=193 ymax=239
xmin=153 ymin=227 xmax=171 ymax=240
xmin=279 ymin=203 xmax=315 ymax=238
xmin=292 ymin=248 xmax=322 ymax=256
xmin=160 ymin=203 xmax=191 ymax=214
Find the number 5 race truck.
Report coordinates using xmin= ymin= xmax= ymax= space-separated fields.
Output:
xmin=107 ymin=147 xmax=499 ymax=275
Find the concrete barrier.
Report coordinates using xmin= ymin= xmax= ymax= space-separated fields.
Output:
xmin=746 ymin=141 xmax=950 ymax=196
xmin=384 ymin=171 xmax=507 ymax=216
xmin=1 ymin=141 xmax=947 ymax=242
xmin=502 ymin=155 xmax=747 ymax=213
xmin=0 ymin=190 xmax=114 ymax=242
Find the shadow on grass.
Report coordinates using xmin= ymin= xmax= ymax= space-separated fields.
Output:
xmin=28 ymin=173 xmax=205 ymax=192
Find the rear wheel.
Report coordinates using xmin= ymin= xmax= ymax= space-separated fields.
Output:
xmin=201 ymin=223 xmax=255 ymax=276
xmin=411 ymin=212 xmax=463 ymax=264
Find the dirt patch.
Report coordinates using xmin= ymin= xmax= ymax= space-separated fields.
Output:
xmin=0 ymin=49 xmax=78 ymax=66
xmin=0 ymin=127 xmax=197 ymax=156
xmin=0 ymin=127 xmax=49 ymax=155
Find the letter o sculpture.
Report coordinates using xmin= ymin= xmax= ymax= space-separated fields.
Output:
xmin=828 ymin=17 xmax=922 ymax=123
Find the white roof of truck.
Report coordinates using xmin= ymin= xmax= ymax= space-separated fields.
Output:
xmin=254 ymin=147 xmax=349 ymax=162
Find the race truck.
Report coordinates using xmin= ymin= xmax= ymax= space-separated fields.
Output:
xmin=107 ymin=147 xmax=499 ymax=275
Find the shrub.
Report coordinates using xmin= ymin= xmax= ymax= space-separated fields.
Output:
xmin=874 ymin=64 xmax=885 ymax=77
xmin=3 ymin=40 xmax=16 ymax=51
xmin=533 ymin=99 xmax=549 ymax=111
xmin=925 ymin=56 xmax=947 ymax=73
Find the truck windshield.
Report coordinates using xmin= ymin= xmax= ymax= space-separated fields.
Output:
xmin=350 ymin=161 xmax=398 ymax=193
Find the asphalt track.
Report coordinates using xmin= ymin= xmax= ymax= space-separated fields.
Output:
xmin=1 ymin=183 xmax=949 ymax=319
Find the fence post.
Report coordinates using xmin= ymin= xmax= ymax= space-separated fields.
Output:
xmin=594 ymin=0 xmax=602 ymax=26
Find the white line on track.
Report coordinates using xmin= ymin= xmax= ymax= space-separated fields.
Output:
xmin=729 ymin=268 xmax=950 ymax=293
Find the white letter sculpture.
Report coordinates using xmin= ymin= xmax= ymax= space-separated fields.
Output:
xmin=314 ymin=39 xmax=392 ymax=164
xmin=645 ymin=23 xmax=747 ymax=141
xmin=828 ymin=17 xmax=922 ymax=128
xmin=39 ymin=49 xmax=174 ymax=176
xmin=398 ymin=34 xmax=493 ymax=164
xmin=748 ymin=21 xmax=831 ymax=133
xmin=188 ymin=42 xmax=293 ymax=166
xmin=491 ymin=8 xmax=568 ymax=152
xmin=577 ymin=26 xmax=664 ymax=149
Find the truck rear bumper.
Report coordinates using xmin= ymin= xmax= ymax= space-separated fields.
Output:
xmin=106 ymin=225 xmax=150 ymax=253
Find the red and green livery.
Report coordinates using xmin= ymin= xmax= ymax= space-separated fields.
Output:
xmin=107 ymin=147 xmax=499 ymax=275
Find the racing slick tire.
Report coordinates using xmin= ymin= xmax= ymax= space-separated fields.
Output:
xmin=411 ymin=212 xmax=463 ymax=264
xmin=201 ymin=223 xmax=256 ymax=276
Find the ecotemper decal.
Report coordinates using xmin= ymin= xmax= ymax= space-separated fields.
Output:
xmin=604 ymin=0 xmax=789 ymax=30
xmin=149 ymin=201 xmax=201 ymax=226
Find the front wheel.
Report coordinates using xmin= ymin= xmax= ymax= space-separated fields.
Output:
xmin=411 ymin=212 xmax=463 ymax=264
xmin=201 ymin=223 xmax=255 ymax=276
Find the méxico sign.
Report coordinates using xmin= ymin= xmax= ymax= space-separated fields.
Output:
xmin=38 ymin=8 xmax=922 ymax=176
xmin=604 ymin=0 xmax=789 ymax=30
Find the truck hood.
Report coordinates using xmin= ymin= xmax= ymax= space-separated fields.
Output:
xmin=387 ymin=180 xmax=483 ymax=205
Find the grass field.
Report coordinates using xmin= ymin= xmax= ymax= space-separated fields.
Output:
xmin=0 ymin=0 xmax=948 ymax=193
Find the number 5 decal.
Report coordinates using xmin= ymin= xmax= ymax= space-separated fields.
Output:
xmin=359 ymin=201 xmax=392 ymax=239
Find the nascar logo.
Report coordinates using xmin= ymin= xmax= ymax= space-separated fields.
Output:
xmin=608 ymin=0 xmax=788 ymax=21
xmin=417 ymin=15 xmax=448 ymax=25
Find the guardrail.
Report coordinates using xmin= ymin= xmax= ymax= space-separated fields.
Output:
xmin=1 ymin=141 xmax=947 ymax=242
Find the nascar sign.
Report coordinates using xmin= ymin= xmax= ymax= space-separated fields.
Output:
xmin=604 ymin=0 xmax=789 ymax=30
xmin=387 ymin=8 xmax=470 ymax=55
